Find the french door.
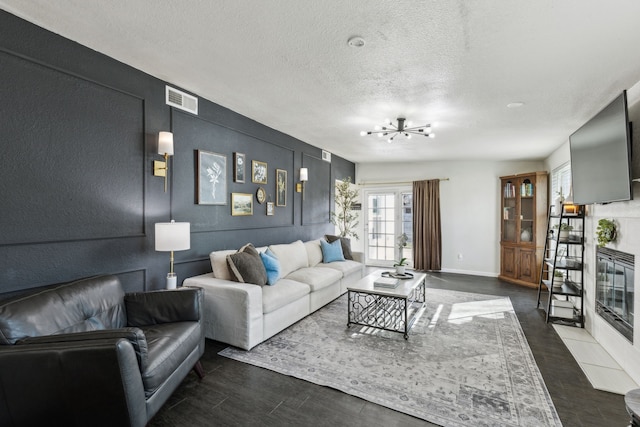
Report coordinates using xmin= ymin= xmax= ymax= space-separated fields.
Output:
xmin=364 ymin=188 xmax=413 ymax=266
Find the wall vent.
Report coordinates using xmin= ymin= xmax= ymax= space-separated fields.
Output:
xmin=165 ymin=86 xmax=198 ymax=115
xmin=322 ymin=150 xmax=331 ymax=162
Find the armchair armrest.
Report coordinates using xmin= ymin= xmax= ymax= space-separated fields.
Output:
xmin=125 ymin=287 xmax=203 ymax=327
xmin=17 ymin=328 xmax=148 ymax=371
xmin=0 ymin=338 xmax=147 ymax=427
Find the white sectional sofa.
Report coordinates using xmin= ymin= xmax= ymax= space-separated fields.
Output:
xmin=183 ymin=239 xmax=364 ymax=350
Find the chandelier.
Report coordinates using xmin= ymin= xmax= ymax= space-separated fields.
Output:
xmin=360 ymin=118 xmax=435 ymax=143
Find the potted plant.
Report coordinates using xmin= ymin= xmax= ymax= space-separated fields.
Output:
xmin=596 ymin=218 xmax=616 ymax=247
xmin=554 ymin=223 xmax=573 ymax=240
xmin=394 ymin=258 xmax=408 ymax=275
xmin=330 ymin=177 xmax=359 ymax=239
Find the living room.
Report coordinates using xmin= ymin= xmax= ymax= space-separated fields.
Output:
xmin=2 ymin=2 xmax=640 ymax=426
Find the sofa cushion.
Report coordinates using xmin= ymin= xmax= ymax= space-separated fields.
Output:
xmin=0 ymin=275 xmax=126 ymax=345
xmin=325 ymin=235 xmax=354 ymax=260
xmin=140 ymin=321 xmax=201 ymax=398
xmin=304 ymin=240 xmax=323 ymax=267
xmin=260 ymin=249 xmax=281 ymax=286
xmin=286 ymin=267 xmax=342 ymax=292
xmin=320 ymin=239 xmax=345 ymax=263
xmin=261 ymin=279 xmax=310 ymax=314
xmin=268 ymin=240 xmax=308 ymax=278
xmin=316 ymin=259 xmax=363 ymax=277
xmin=210 ymin=249 xmax=236 ymax=280
xmin=227 ymin=244 xmax=268 ymax=286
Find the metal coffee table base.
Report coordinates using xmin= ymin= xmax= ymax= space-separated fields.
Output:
xmin=347 ymin=279 xmax=426 ymax=339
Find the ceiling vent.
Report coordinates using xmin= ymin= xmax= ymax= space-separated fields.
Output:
xmin=165 ymin=85 xmax=198 ymax=115
xmin=322 ymin=150 xmax=332 ymax=162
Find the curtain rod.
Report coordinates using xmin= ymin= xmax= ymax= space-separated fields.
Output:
xmin=357 ymin=178 xmax=449 ymax=186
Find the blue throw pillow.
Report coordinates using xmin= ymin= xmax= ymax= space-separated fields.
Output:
xmin=260 ymin=248 xmax=281 ymax=285
xmin=320 ymin=239 xmax=345 ymax=263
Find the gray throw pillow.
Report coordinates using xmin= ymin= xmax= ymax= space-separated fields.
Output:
xmin=325 ymin=235 xmax=353 ymax=260
xmin=227 ymin=244 xmax=268 ymax=286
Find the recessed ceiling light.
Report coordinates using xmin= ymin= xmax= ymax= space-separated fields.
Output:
xmin=507 ymin=102 xmax=525 ymax=108
xmin=347 ymin=36 xmax=365 ymax=48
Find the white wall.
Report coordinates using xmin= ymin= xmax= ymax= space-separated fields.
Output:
xmin=355 ymin=160 xmax=544 ymax=276
xmin=543 ymin=82 xmax=640 ymax=385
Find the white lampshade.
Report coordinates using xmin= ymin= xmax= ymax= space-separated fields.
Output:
xmin=299 ymin=167 xmax=308 ymax=182
xmin=158 ymin=131 xmax=174 ymax=156
xmin=155 ymin=221 xmax=190 ymax=251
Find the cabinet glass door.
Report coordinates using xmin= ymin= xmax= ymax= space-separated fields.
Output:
xmin=502 ymin=180 xmax=517 ymax=242
xmin=519 ymin=178 xmax=534 ymax=244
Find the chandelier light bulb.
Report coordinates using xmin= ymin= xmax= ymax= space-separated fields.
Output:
xmin=360 ymin=117 xmax=435 ymax=143
xmin=429 ymin=133 xmax=435 ymax=138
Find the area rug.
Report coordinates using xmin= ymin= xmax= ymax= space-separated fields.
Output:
xmin=219 ymin=288 xmax=562 ymax=427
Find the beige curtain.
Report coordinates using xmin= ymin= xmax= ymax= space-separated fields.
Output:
xmin=412 ymin=179 xmax=441 ymax=271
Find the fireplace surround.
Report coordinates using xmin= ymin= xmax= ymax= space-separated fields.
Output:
xmin=596 ymin=247 xmax=634 ymax=342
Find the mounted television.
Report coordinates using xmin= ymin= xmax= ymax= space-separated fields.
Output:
xmin=570 ymin=91 xmax=632 ymax=205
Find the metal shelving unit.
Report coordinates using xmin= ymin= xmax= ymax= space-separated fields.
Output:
xmin=536 ymin=205 xmax=585 ymax=327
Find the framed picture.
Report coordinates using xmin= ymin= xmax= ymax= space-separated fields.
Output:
xmin=197 ymin=150 xmax=227 ymax=205
xmin=266 ymin=201 xmax=274 ymax=216
xmin=231 ymin=193 xmax=253 ymax=216
xmin=252 ymin=160 xmax=268 ymax=184
xmin=276 ymin=169 xmax=287 ymax=207
xmin=234 ymin=152 xmax=245 ymax=183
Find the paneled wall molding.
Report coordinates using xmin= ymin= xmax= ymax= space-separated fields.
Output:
xmin=0 ymin=10 xmax=354 ymax=295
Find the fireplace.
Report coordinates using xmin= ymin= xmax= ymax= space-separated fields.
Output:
xmin=596 ymin=247 xmax=634 ymax=342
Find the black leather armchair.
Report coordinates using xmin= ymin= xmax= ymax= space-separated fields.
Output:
xmin=0 ymin=275 xmax=205 ymax=427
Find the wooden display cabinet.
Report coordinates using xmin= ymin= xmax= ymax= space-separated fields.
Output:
xmin=499 ymin=172 xmax=548 ymax=287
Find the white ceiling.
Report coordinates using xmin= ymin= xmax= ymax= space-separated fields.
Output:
xmin=3 ymin=1 xmax=640 ymax=164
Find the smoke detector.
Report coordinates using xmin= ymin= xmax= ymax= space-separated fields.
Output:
xmin=347 ymin=36 xmax=365 ymax=48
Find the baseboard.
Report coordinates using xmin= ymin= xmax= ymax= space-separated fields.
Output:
xmin=440 ymin=268 xmax=498 ymax=278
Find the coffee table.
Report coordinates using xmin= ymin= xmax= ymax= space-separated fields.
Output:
xmin=347 ymin=270 xmax=426 ymax=339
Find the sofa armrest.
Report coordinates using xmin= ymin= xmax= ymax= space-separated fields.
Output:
xmin=351 ymin=251 xmax=364 ymax=263
xmin=17 ymin=328 xmax=148 ymax=372
xmin=183 ymin=274 xmax=263 ymax=350
xmin=125 ymin=287 xmax=203 ymax=326
xmin=0 ymin=338 xmax=147 ymax=427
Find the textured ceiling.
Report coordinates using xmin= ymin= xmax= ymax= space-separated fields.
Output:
xmin=3 ymin=0 xmax=640 ymax=163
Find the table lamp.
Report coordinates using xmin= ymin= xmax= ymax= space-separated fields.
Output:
xmin=155 ymin=220 xmax=190 ymax=289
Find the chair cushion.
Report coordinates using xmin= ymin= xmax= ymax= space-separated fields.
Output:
xmin=227 ymin=244 xmax=268 ymax=286
xmin=0 ymin=275 xmax=126 ymax=345
xmin=268 ymin=240 xmax=308 ymax=277
xmin=285 ymin=267 xmax=342 ymax=292
xmin=316 ymin=259 xmax=363 ymax=276
xmin=305 ymin=240 xmax=323 ymax=267
xmin=320 ymin=239 xmax=345 ymax=263
xmin=261 ymin=279 xmax=310 ymax=314
xmin=140 ymin=322 xmax=201 ymax=398
xmin=325 ymin=235 xmax=354 ymax=260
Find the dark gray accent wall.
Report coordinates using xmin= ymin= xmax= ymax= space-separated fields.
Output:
xmin=0 ymin=11 xmax=355 ymax=296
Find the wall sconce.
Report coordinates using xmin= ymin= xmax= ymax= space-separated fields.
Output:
xmin=297 ymin=167 xmax=308 ymax=199
xmin=155 ymin=220 xmax=190 ymax=289
xmin=154 ymin=131 xmax=174 ymax=192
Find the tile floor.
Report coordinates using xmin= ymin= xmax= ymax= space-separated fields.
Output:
xmin=554 ymin=324 xmax=639 ymax=395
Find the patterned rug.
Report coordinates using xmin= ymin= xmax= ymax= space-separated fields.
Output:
xmin=219 ymin=288 xmax=562 ymax=427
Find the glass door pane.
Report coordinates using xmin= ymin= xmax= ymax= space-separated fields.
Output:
xmin=365 ymin=189 xmax=412 ymax=266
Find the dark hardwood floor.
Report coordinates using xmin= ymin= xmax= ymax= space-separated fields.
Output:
xmin=149 ymin=272 xmax=630 ymax=426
